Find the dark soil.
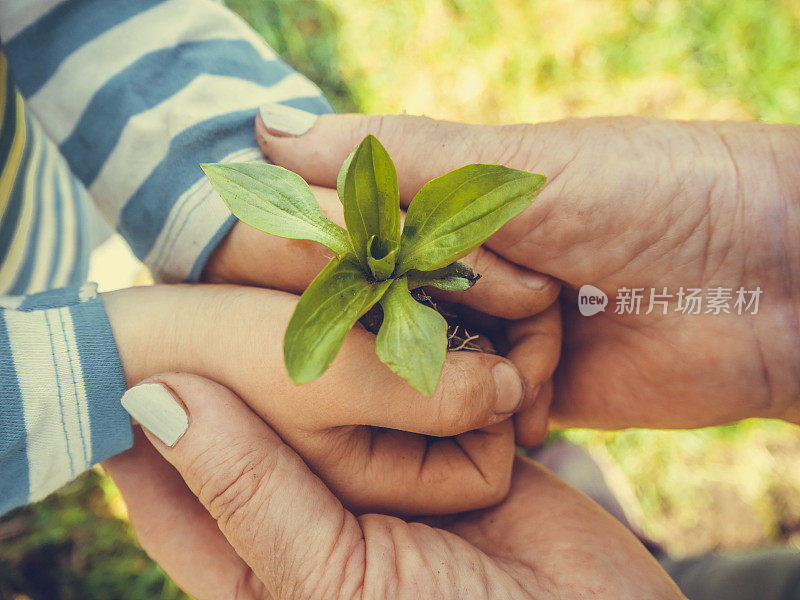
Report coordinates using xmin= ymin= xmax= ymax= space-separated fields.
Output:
xmin=359 ymin=288 xmax=491 ymax=353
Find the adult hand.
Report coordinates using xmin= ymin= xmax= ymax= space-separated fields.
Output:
xmin=255 ymin=113 xmax=800 ymax=435
xmin=104 ymin=373 xmax=686 ymax=600
xmin=103 ymin=284 xmax=550 ymax=514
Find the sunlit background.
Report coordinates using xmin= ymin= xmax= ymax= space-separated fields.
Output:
xmin=2 ymin=0 xmax=800 ymax=597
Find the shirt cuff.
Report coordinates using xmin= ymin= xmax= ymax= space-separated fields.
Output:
xmin=0 ymin=282 xmax=132 ymax=513
xmin=142 ymin=104 xmax=331 ymax=284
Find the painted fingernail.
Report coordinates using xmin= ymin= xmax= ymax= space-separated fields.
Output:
xmin=258 ymin=103 xmax=318 ymax=137
xmin=121 ymin=383 xmax=188 ymax=447
xmin=493 ymin=362 xmax=525 ymax=414
xmin=519 ymin=270 xmax=550 ymax=290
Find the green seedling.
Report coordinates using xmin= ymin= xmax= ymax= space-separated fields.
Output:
xmin=202 ymin=135 xmax=545 ymax=395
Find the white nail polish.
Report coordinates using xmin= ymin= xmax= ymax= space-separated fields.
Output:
xmin=258 ymin=103 xmax=318 ymax=136
xmin=121 ymin=383 xmax=188 ymax=447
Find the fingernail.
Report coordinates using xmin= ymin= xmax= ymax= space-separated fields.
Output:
xmin=519 ymin=270 xmax=549 ymax=290
xmin=258 ymin=103 xmax=318 ymax=137
xmin=493 ymin=362 xmax=525 ymax=414
xmin=121 ymin=383 xmax=188 ymax=447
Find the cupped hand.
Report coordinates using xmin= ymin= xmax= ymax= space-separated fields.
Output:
xmin=203 ymin=153 xmax=562 ymax=443
xmin=256 ymin=113 xmax=800 ymax=435
xmin=104 ymin=373 xmax=686 ymax=600
xmin=103 ymin=283 xmax=559 ymax=514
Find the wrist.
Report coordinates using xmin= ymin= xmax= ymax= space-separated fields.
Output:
xmin=102 ymin=286 xmax=192 ymax=387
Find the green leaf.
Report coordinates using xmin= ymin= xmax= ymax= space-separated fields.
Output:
xmin=202 ymin=162 xmax=351 ymax=256
xmin=396 ymin=164 xmax=546 ymax=274
xmin=341 ymin=135 xmax=401 ymax=267
xmin=366 ymin=235 xmax=399 ymax=281
xmin=376 ymin=276 xmax=448 ymax=396
xmin=407 ymin=261 xmax=480 ymax=292
xmin=284 ymin=254 xmax=392 ymax=384
xmin=336 ymin=147 xmax=356 ymax=203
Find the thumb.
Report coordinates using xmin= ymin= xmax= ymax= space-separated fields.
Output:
xmin=256 ymin=106 xmax=515 ymax=205
xmin=121 ymin=373 xmax=363 ymax=599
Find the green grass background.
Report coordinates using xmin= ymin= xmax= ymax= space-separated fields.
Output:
xmin=2 ymin=1 xmax=799 ymax=597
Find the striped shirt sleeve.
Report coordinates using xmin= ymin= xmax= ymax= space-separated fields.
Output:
xmin=0 ymin=51 xmax=93 ymax=298
xmin=0 ymin=283 xmax=132 ymax=515
xmin=0 ymin=0 xmax=333 ymax=283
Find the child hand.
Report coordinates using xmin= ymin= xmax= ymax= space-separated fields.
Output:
xmin=103 ymin=283 xmax=534 ymax=514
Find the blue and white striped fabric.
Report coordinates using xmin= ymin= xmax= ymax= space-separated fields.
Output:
xmin=0 ymin=0 xmax=333 ymax=515
xmin=0 ymin=283 xmax=130 ymax=515
xmin=0 ymin=52 xmax=90 ymax=297
xmin=1 ymin=0 xmax=332 ymax=283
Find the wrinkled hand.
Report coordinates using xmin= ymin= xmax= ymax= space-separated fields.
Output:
xmin=104 ymin=373 xmax=685 ymax=600
xmin=103 ymin=284 xmax=545 ymax=514
xmin=256 ymin=113 xmax=800 ymax=436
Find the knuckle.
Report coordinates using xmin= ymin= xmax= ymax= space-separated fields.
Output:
xmin=434 ymin=363 xmax=491 ymax=435
xmin=473 ymin=438 xmax=514 ymax=506
xmin=364 ymin=114 xmax=431 ymax=159
xmin=433 ymin=399 xmax=464 ymax=437
xmin=433 ymin=373 xmax=470 ymax=436
xmin=193 ymin=443 xmax=277 ymax=529
xmin=484 ymin=464 xmax=513 ymax=506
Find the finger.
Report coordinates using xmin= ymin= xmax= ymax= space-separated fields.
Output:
xmin=324 ymin=332 xmax=527 ymax=437
xmin=505 ymin=302 xmax=562 ymax=446
xmin=256 ymin=111 xmax=505 ymax=203
xmin=514 ymin=380 xmax=554 ymax=448
xmin=305 ymin=341 xmax=521 ymax=514
xmin=310 ymin=421 xmax=515 ymax=515
xmin=432 ymin=246 xmax=561 ymax=320
xmin=120 ymin=373 xmax=362 ymax=599
xmin=102 ymin=430 xmax=265 ymax=600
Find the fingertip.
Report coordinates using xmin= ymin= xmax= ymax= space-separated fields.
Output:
xmin=443 ymin=248 xmax=561 ymax=319
xmin=492 ymin=360 xmax=526 ymax=415
xmin=514 ymin=380 xmax=553 ymax=447
xmin=126 ymin=372 xmax=273 ymax=456
xmin=502 ymin=270 xmax=561 ymax=317
xmin=255 ymin=112 xmax=368 ymax=187
xmin=438 ymin=352 xmax=527 ymax=431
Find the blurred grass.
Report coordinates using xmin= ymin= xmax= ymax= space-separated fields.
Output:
xmin=2 ymin=0 xmax=799 ymax=597
xmin=563 ymin=420 xmax=800 ymax=555
xmin=0 ymin=471 xmax=184 ymax=600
